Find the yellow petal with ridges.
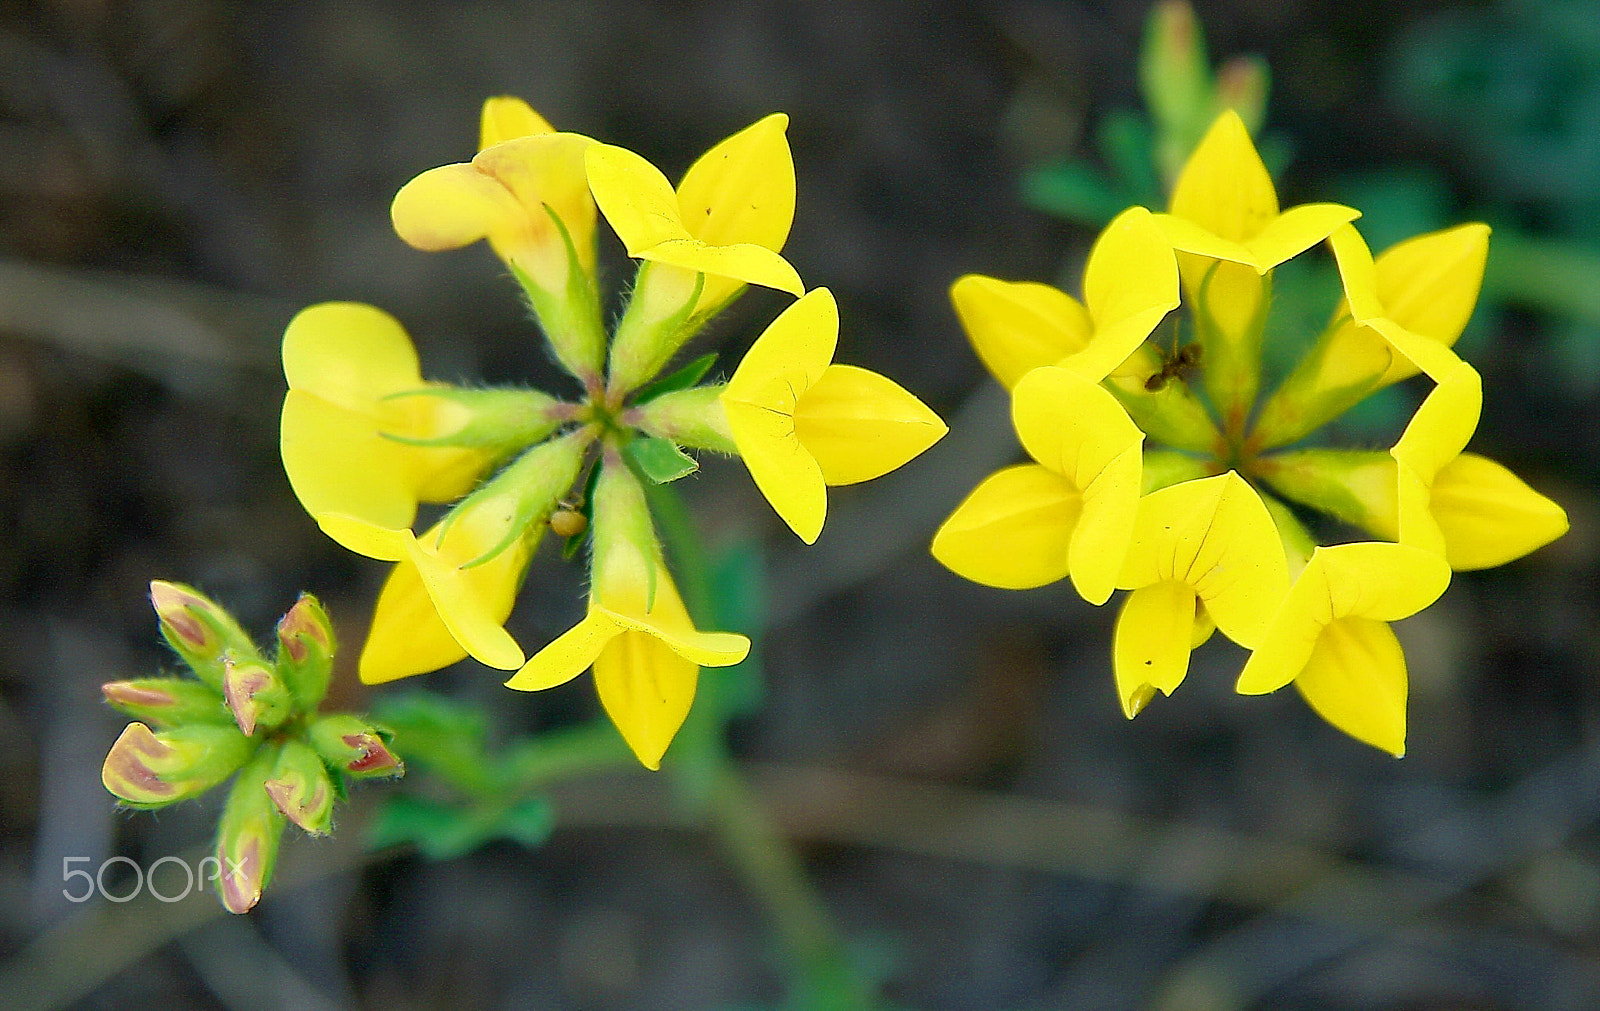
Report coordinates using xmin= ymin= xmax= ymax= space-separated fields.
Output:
xmin=793 ymin=364 xmax=947 ymax=485
xmin=479 ymin=96 xmax=554 ymax=151
xmin=1430 ymin=453 xmax=1569 ymax=570
xmin=593 ymin=632 xmax=699 ymax=770
xmin=950 ymin=275 xmax=1093 ymax=390
xmin=675 ymin=113 xmax=794 ymax=253
xmin=724 ymin=399 xmax=827 ymax=543
xmin=1069 ymin=442 xmax=1144 ymax=606
xmin=585 ymin=142 xmax=689 ymax=254
xmin=1295 ymin=616 xmax=1409 ymax=756
xmin=1012 ymin=367 xmax=1143 ymax=491
xmin=635 ymin=236 xmax=803 ymax=296
xmin=931 ymin=463 xmax=1079 ymax=589
xmin=1169 ymin=109 xmax=1277 ymax=243
xmin=1114 ymin=580 xmax=1198 ymax=719
xmin=1118 ymin=473 xmax=1289 ymax=648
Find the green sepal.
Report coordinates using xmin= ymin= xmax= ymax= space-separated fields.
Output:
xmin=1140 ymin=449 xmax=1212 ymax=495
xmin=378 ymin=387 xmax=567 ymax=452
xmin=624 ymin=435 xmax=699 ymax=484
xmin=631 ymin=352 xmax=717 ymax=405
xmin=101 ymin=677 xmax=232 ymax=728
xmin=1255 ymin=448 xmax=1399 ymax=540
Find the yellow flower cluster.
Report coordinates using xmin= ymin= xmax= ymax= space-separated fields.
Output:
xmin=934 ymin=111 xmax=1567 ymax=756
xmin=281 ymin=98 xmax=945 ymax=768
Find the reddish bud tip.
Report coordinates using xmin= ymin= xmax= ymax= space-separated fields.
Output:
xmin=342 ymin=733 xmax=403 ymax=776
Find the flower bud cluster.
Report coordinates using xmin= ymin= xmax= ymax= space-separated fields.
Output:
xmin=101 ymin=581 xmax=402 ymax=913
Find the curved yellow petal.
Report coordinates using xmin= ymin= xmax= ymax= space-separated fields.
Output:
xmin=675 ymin=113 xmax=794 ymax=253
xmin=1114 ymin=580 xmax=1198 ymax=718
xmin=931 ymin=463 xmax=1079 ymax=589
xmin=593 ymin=632 xmax=699 ymax=770
xmin=1329 ymin=224 xmax=1468 ymax=383
xmin=471 ymin=133 xmax=597 ymax=271
xmin=597 ymin=570 xmax=750 ymax=668
xmin=585 ymin=142 xmax=689 ymax=254
xmin=724 ymin=399 xmax=826 ymax=543
xmin=793 ymin=364 xmax=947 ymax=485
xmin=1082 ymin=206 xmax=1180 ymax=336
xmin=1245 ymin=203 xmax=1360 ymax=270
xmin=1393 ymin=363 xmax=1484 ymax=555
xmin=391 ymin=163 xmax=523 ymax=252
xmin=282 ymin=303 xmax=422 ymax=407
xmin=313 ymin=512 xmax=412 ymax=561
xmin=406 ymin=536 xmax=526 ymax=672
xmin=949 ymin=275 xmax=1092 ymax=390
xmin=1152 ymin=214 xmax=1254 ymax=265
xmin=1169 ymin=109 xmax=1277 ymax=243
xmin=1294 ymin=616 xmax=1409 ymax=756
xmin=281 ymin=393 xmax=422 ymax=530
xmin=1117 ymin=473 xmax=1289 ymax=648
xmin=479 ymin=96 xmax=554 ymax=150
xmin=1070 ymin=441 xmax=1144 ymax=606
xmin=505 ymin=611 xmax=617 ymax=691
xmin=1430 ymin=453 xmax=1569 ymax=570
xmin=637 ymin=236 xmax=803 ymax=296
xmin=1375 ymin=223 xmax=1489 ymax=385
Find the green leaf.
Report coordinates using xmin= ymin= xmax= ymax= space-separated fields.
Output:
xmin=625 ymin=435 xmax=699 ymax=484
xmin=367 ymin=794 xmax=494 ymax=860
xmin=1020 ymin=161 xmax=1128 ymax=226
xmin=631 ymin=352 xmax=717 ymax=405
xmin=496 ymin=797 xmax=555 ymax=848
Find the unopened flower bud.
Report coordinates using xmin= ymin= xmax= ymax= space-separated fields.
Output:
xmin=308 ymin=714 xmax=404 ymax=778
xmin=631 ymin=385 xmax=737 ymax=454
xmin=101 ymin=678 xmax=231 ymax=728
xmin=223 ymin=652 xmax=294 ymax=737
xmin=149 ymin=581 xmax=263 ymax=692
xmin=101 ymin=721 xmax=254 ymax=809
xmin=215 ymin=748 xmax=287 ymax=914
xmin=274 ymin=594 xmax=335 ymax=709
xmin=263 ymin=739 xmax=337 ymax=835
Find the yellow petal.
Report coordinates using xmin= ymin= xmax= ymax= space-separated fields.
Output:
xmin=1430 ymin=453 xmax=1569 ymax=570
xmin=282 ymin=303 xmax=423 ymax=407
xmin=281 ymin=393 xmax=419 ymax=531
xmin=593 ymin=632 xmax=699 ymax=770
xmin=360 ymin=557 xmax=468 ymax=684
xmin=1328 ymin=224 xmax=1467 ymax=383
xmin=1374 ymin=223 xmax=1489 ymax=385
xmin=1169 ymin=109 xmax=1278 ymax=244
xmin=793 ymin=364 xmax=947 ymax=485
xmin=391 ymin=163 xmax=520 ymax=253
xmin=479 ymin=96 xmax=554 ymax=150
xmin=635 ymin=236 xmax=803 ymax=296
xmin=596 ymin=568 xmax=750 ymax=668
xmin=1236 ymin=541 xmax=1449 ymax=696
xmin=1152 ymin=213 xmax=1255 ymax=265
xmin=1117 ymin=473 xmax=1289 ymax=648
xmin=1082 ymin=206 xmax=1180 ymax=336
xmin=471 ymin=133 xmax=597 ymax=265
xmin=406 ymin=536 xmax=526 ymax=671
xmin=931 ymin=463 xmax=1079 ymax=589
xmin=949 ymin=275 xmax=1093 ymax=390
xmin=585 ymin=142 xmax=689 ymax=254
xmin=674 ymin=113 xmax=794 ymax=253
xmin=505 ymin=611 xmax=618 ymax=692
xmin=1392 ymin=362 xmax=1482 ymax=484
xmin=1012 ymin=367 xmax=1144 ymax=604
xmin=1114 ymin=580 xmax=1198 ymax=719
xmin=313 ymin=512 xmax=412 ymax=561
xmin=1244 ymin=202 xmax=1360 ymax=270
xmin=723 ymin=289 xmax=839 ymax=542
xmin=1294 ymin=616 xmax=1408 ymax=756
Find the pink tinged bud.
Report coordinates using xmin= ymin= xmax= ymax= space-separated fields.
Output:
xmin=308 ymin=714 xmax=404 ymax=779
xmin=223 ymin=654 xmax=293 ymax=737
xmin=274 ymin=594 xmax=335 ymax=709
xmin=215 ymin=747 xmax=286 ymax=915
xmin=149 ymin=580 xmax=263 ymax=692
xmin=101 ymin=678 xmax=230 ymax=728
xmin=263 ymin=740 xmax=336 ymax=835
xmin=101 ymin=722 xmax=254 ymax=809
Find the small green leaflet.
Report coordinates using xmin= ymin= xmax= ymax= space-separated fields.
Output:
xmin=625 ymin=435 xmax=699 ymax=484
xmin=630 ymin=353 xmax=717 ymax=405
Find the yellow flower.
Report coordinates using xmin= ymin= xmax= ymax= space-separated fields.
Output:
xmin=314 ymin=431 xmax=590 ymax=683
xmin=1235 ymin=542 xmax=1452 ymax=756
xmin=721 ymin=287 xmax=948 ymax=544
xmin=280 ymin=302 xmax=500 ymax=539
xmin=588 ymin=114 xmax=806 ymax=393
xmin=950 ymin=206 xmax=1180 ymax=390
xmin=1112 ymin=473 xmax=1289 ymax=717
xmin=506 ymin=461 xmax=750 ymax=769
xmin=390 ymin=96 xmax=603 ymax=381
xmin=932 ymin=365 xmax=1143 ymax=605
